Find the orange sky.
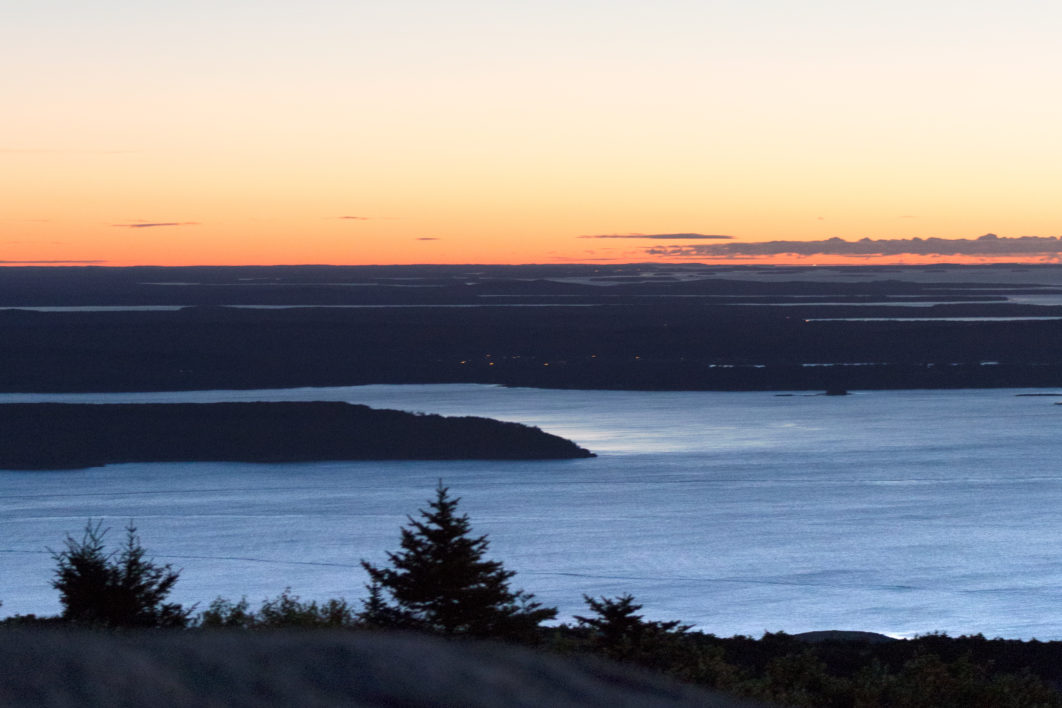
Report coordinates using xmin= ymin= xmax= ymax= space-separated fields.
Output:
xmin=4 ymin=2 xmax=1062 ymax=267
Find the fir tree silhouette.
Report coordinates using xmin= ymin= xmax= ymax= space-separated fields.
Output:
xmin=50 ymin=520 xmax=190 ymax=628
xmin=360 ymin=482 xmax=556 ymax=640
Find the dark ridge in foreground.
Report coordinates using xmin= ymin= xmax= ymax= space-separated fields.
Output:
xmin=0 ymin=630 xmax=748 ymax=708
xmin=0 ymin=402 xmax=594 ymax=469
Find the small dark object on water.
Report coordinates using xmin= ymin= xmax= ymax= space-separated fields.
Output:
xmin=824 ymin=387 xmax=849 ymax=396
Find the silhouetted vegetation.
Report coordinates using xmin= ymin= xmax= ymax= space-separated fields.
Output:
xmin=568 ymin=629 xmax=1062 ymax=707
xmin=360 ymin=482 xmax=557 ymax=640
xmin=198 ymin=590 xmax=356 ymax=629
xmin=49 ymin=520 xmax=191 ymax=628
xmin=7 ymin=487 xmax=1062 ymax=706
xmin=572 ymin=593 xmax=692 ymax=664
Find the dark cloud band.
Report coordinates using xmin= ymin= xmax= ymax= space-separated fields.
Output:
xmin=112 ymin=222 xmax=198 ymax=229
xmin=646 ymin=234 xmax=1062 ymax=258
xmin=580 ymin=233 xmax=734 ymax=240
xmin=0 ymin=260 xmax=108 ymax=264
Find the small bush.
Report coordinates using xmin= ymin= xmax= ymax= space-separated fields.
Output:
xmin=50 ymin=520 xmax=190 ymax=628
xmin=198 ymin=589 xmax=356 ymax=629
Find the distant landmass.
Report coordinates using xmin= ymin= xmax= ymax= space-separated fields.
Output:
xmin=0 ymin=402 xmax=594 ymax=469
xmin=4 ymin=263 xmax=1062 ymax=392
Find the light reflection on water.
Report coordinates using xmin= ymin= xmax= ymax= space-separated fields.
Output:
xmin=805 ymin=316 xmax=1062 ymax=322
xmin=3 ymin=385 xmax=1062 ymax=639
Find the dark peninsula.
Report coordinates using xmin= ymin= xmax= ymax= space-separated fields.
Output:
xmin=0 ymin=402 xmax=594 ymax=469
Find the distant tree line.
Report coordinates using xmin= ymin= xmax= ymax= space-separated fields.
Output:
xmin=5 ymin=483 xmax=1062 ymax=707
xmin=8 ymin=304 xmax=1062 ymax=393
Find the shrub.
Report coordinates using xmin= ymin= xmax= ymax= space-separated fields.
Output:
xmin=198 ymin=589 xmax=356 ymax=629
xmin=574 ymin=594 xmax=692 ymax=665
xmin=50 ymin=520 xmax=190 ymax=628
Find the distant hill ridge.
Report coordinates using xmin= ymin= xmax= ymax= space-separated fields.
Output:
xmin=0 ymin=402 xmax=594 ymax=469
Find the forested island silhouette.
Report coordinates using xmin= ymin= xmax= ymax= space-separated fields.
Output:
xmin=0 ymin=402 xmax=593 ymax=469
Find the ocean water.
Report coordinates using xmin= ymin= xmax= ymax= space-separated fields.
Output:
xmin=3 ymin=385 xmax=1062 ymax=639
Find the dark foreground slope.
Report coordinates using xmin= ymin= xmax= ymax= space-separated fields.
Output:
xmin=0 ymin=402 xmax=593 ymax=469
xmin=0 ymin=630 xmax=751 ymax=708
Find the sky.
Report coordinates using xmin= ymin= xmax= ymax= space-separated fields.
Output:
xmin=4 ymin=1 xmax=1062 ymax=266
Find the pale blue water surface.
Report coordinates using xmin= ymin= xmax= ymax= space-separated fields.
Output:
xmin=3 ymin=385 xmax=1062 ymax=639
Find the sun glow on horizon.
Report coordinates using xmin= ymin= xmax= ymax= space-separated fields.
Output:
xmin=4 ymin=1 xmax=1062 ymax=267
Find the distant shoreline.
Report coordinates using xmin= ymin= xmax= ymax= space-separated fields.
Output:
xmin=5 ymin=264 xmax=1062 ymax=394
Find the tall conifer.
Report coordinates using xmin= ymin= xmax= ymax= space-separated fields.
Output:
xmin=360 ymin=482 xmax=556 ymax=639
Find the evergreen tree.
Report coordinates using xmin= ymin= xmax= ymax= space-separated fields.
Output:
xmin=360 ymin=482 xmax=556 ymax=639
xmin=50 ymin=520 xmax=190 ymax=628
xmin=575 ymin=593 xmax=691 ymax=662
xmin=357 ymin=579 xmax=406 ymax=629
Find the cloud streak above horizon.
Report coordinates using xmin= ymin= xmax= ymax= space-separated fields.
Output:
xmin=581 ymin=233 xmax=734 ymax=240
xmin=0 ymin=148 xmax=136 ymax=155
xmin=646 ymin=234 xmax=1062 ymax=258
xmin=0 ymin=260 xmax=108 ymax=264
xmin=112 ymin=222 xmax=198 ymax=229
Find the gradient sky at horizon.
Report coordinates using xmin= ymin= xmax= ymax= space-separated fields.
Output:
xmin=4 ymin=1 xmax=1061 ymax=266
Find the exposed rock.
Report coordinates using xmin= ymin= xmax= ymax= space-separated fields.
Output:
xmin=793 ymin=630 xmax=897 ymax=644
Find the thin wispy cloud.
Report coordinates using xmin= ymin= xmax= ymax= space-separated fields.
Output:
xmin=416 ymin=237 xmax=439 ymax=241
xmin=580 ymin=233 xmax=734 ymax=240
xmin=0 ymin=260 xmax=108 ymax=264
xmin=551 ymin=255 xmax=626 ymax=262
xmin=646 ymin=234 xmax=1062 ymax=258
xmin=338 ymin=216 xmax=371 ymax=220
xmin=1 ymin=148 xmax=136 ymax=155
xmin=112 ymin=222 xmax=199 ymax=229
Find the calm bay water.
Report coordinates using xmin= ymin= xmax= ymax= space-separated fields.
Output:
xmin=3 ymin=385 xmax=1062 ymax=639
